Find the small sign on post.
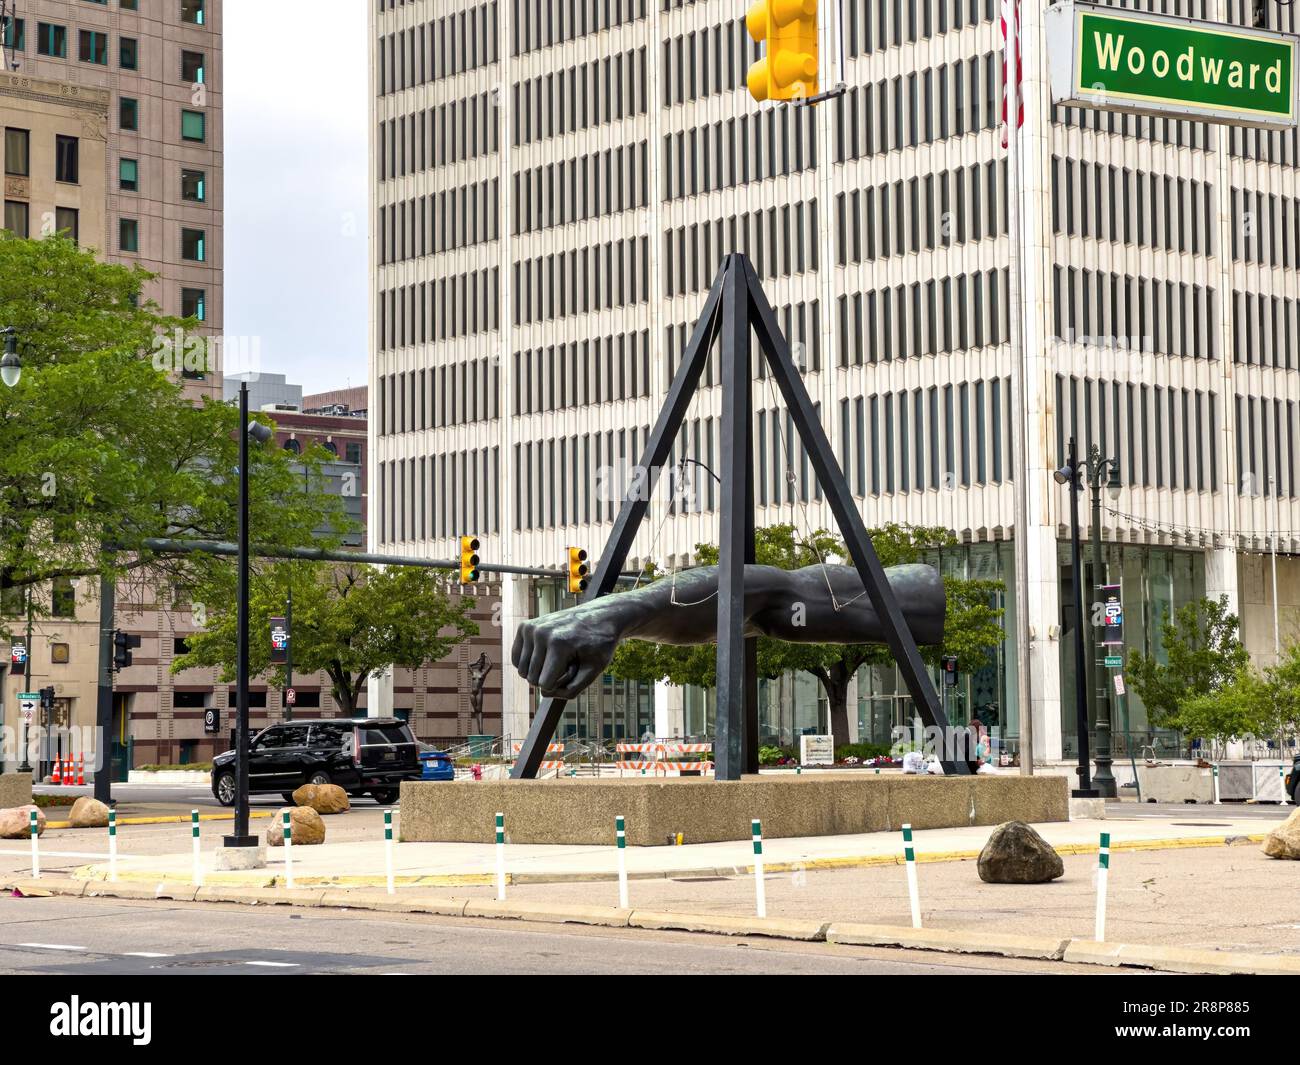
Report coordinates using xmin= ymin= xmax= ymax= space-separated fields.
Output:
xmin=799 ymin=735 xmax=834 ymax=767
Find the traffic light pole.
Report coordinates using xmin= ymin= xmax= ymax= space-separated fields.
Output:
xmin=94 ymin=556 xmax=116 ymax=804
xmin=19 ymin=586 xmax=32 ymax=773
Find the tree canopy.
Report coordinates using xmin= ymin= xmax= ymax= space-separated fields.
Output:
xmin=173 ymin=561 xmax=479 ymax=715
xmin=0 ymin=235 xmax=343 ymax=633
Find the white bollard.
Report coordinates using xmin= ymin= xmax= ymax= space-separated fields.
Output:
xmin=751 ymin=819 xmax=767 ymax=919
xmin=282 ymin=810 xmax=294 ymax=889
xmin=29 ymin=809 xmax=39 ymax=879
xmin=902 ymin=823 xmax=921 ymax=929
xmin=1095 ymin=831 xmax=1111 ymax=941
xmin=384 ymin=809 xmax=395 ymax=895
xmin=615 ymin=815 xmax=628 ymax=908
xmin=108 ymin=808 xmax=118 ymax=883
xmin=495 ymin=812 xmax=506 ymax=900
xmin=191 ymin=810 xmax=203 ymax=887
xmin=1212 ymin=764 xmax=1220 ymax=805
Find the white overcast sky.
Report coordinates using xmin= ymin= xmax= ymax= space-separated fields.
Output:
xmin=224 ymin=0 xmax=369 ymax=395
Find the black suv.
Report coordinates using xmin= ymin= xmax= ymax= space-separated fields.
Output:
xmin=1289 ymin=757 xmax=1299 ymax=804
xmin=211 ymin=718 xmax=421 ymax=807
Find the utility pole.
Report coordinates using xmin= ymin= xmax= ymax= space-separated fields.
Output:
xmin=1088 ymin=445 xmax=1116 ymax=798
xmin=20 ymin=585 xmax=32 ymax=773
xmin=1005 ymin=0 xmax=1034 ymax=774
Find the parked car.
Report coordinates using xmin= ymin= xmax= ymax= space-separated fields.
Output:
xmin=1288 ymin=756 xmax=1299 ymax=804
xmin=418 ymin=744 xmax=455 ymax=781
xmin=211 ymin=717 xmax=421 ymax=807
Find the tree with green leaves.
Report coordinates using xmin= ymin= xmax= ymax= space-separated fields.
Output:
xmin=0 ymin=234 xmax=342 ymax=635
xmin=609 ymin=523 xmax=1006 ymax=747
xmin=1124 ymin=596 xmax=1251 ymax=732
xmin=174 ymin=561 xmax=479 ymax=715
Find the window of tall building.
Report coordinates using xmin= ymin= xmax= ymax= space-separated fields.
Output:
xmin=4 ymin=128 xmax=29 ymax=176
xmin=78 ymin=30 xmax=108 ymax=65
xmin=181 ymin=168 xmax=205 ymax=202
xmin=180 ymin=109 xmax=205 ymax=142
xmin=54 ymin=136 xmax=78 ymax=184
xmin=181 ymin=49 xmax=204 ymax=83
xmin=119 ymin=217 xmax=138 ymax=252
xmin=181 ymin=287 xmax=205 ymax=321
xmin=120 ymin=36 xmax=138 ymax=69
xmin=121 ymin=0 xmax=139 ymax=9
xmin=1 ymin=16 xmax=24 ymax=51
xmin=181 ymin=0 xmax=205 ymax=26
xmin=4 ymin=201 xmax=28 ymax=238
xmin=55 ymin=206 xmax=78 ymax=243
xmin=119 ymin=157 xmax=138 ymax=191
xmin=119 ymin=97 xmax=139 ymax=131
xmin=181 ymin=227 xmax=205 ymax=261
xmin=52 ymin=579 xmax=76 ymax=618
xmin=37 ymin=23 xmax=66 ymax=58
xmin=345 ymin=442 xmax=361 ymax=464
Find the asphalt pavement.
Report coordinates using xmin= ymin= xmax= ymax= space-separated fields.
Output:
xmin=0 ymin=894 xmax=1120 ymax=975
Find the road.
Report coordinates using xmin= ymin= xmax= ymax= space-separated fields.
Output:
xmin=0 ymin=895 xmax=1125 ymax=975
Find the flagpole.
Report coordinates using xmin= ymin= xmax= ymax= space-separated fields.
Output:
xmin=1005 ymin=0 xmax=1034 ymax=774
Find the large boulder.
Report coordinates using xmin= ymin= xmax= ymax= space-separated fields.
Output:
xmin=266 ymin=805 xmax=325 ymax=847
xmin=977 ymin=821 xmax=1065 ymax=884
xmin=1262 ymin=808 xmax=1300 ymax=859
xmin=68 ymin=796 xmax=110 ymax=829
xmin=291 ymin=783 xmax=350 ymax=815
xmin=0 ymin=805 xmax=46 ymax=839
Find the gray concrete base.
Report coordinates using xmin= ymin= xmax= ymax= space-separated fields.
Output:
xmin=211 ymin=843 xmax=267 ymax=870
xmin=400 ymin=774 xmax=1070 ymax=846
xmin=1069 ymin=797 xmax=1106 ymax=820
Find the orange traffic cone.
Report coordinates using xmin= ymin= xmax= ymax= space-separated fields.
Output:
xmin=51 ymin=758 xmax=62 ymax=785
xmin=76 ymin=754 xmax=85 ymax=786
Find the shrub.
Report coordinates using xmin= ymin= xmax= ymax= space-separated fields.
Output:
xmin=835 ymin=743 xmax=890 ymax=762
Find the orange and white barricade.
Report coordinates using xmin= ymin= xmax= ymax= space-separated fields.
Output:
xmin=509 ymin=742 xmax=565 ymax=772
xmin=617 ymin=742 xmax=713 ymax=776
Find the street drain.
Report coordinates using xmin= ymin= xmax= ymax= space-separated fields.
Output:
xmin=671 ymin=876 xmax=729 ymax=883
xmin=1171 ymin=822 xmax=1234 ymax=827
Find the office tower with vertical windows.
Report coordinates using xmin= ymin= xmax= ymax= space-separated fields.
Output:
xmin=370 ymin=0 xmax=1300 ymax=763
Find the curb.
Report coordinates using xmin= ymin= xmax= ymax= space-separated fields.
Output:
xmin=44 ymin=811 xmax=274 ymax=831
xmin=5 ymin=875 xmax=1297 ymax=975
xmin=827 ymin=922 xmax=1068 ymax=960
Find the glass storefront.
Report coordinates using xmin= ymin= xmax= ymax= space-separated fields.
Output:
xmin=855 ymin=540 xmax=1018 ymax=750
xmin=1059 ymin=543 xmax=1204 ymax=759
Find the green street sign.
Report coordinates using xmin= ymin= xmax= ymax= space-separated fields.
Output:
xmin=1047 ymin=1 xmax=1299 ymax=128
xmin=1104 ymin=655 xmax=1123 ymax=668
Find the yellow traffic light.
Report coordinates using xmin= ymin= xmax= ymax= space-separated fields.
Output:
xmin=459 ymin=536 xmax=481 ymax=584
xmin=567 ymin=547 xmax=589 ymax=595
xmin=746 ymin=0 xmax=818 ymax=103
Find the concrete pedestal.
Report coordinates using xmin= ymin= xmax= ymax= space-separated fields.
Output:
xmin=212 ymin=843 xmax=267 ymax=871
xmin=399 ymin=773 xmax=1070 ymax=846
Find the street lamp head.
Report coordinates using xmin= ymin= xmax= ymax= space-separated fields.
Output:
xmin=246 ymin=420 xmax=273 ymax=445
xmin=0 ymin=328 xmax=19 ymax=388
xmin=1106 ymin=462 xmax=1122 ymax=501
xmin=1052 ymin=463 xmax=1075 ymax=486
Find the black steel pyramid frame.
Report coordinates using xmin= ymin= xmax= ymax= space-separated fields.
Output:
xmin=512 ymin=255 xmax=967 ymax=780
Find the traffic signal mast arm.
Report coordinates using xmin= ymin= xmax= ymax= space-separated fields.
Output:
xmin=511 ymin=562 xmax=945 ymax=699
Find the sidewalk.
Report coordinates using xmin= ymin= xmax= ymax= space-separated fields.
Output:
xmin=69 ymin=810 xmax=1276 ymax=886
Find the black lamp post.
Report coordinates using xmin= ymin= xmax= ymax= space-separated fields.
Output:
xmin=1054 ymin=438 xmax=1097 ymax=798
xmin=1054 ymin=437 xmax=1121 ymax=798
xmin=224 ymin=381 xmax=272 ymax=850
xmin=1085 ymin=445 xmax=1122 ymax=798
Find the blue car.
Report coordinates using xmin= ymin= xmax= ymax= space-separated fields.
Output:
xmin=419 ymin=747 xmax=455 ymax=781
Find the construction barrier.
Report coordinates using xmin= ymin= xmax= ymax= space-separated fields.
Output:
xmin=616 ymin=742 xmax=713 ymax=776
xmin=509 ymin=743 xmax=565 ymax=772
